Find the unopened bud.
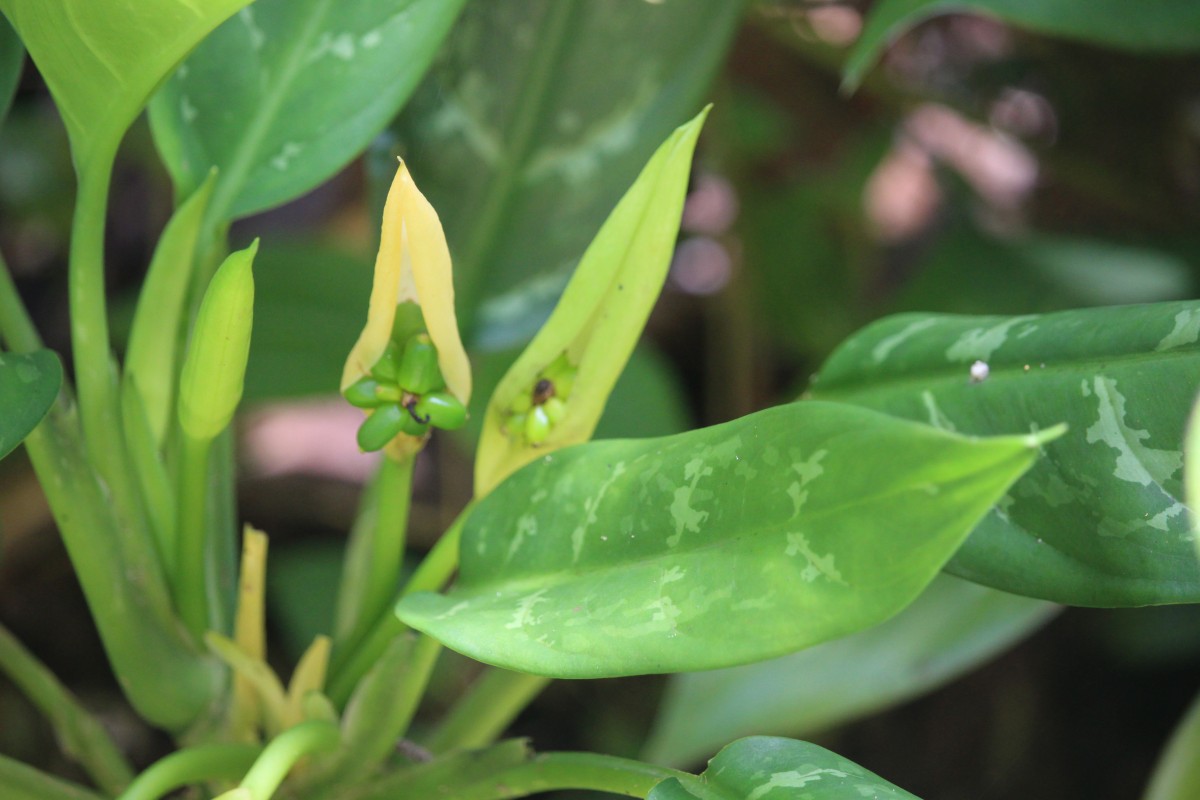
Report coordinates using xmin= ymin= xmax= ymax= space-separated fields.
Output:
xmin=178 ymin=241 xmax=257 ymax=441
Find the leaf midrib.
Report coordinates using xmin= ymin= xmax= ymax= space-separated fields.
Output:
xmin=204 ymin=0 xmax=335 ymax=227
xmin=454 ymin=1 xmax=577 ymax=334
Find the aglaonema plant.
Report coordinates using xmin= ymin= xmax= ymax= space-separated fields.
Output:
xmin=2 ymin=2 xmax=1200 ymax=800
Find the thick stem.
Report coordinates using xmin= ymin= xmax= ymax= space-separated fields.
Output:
xmin=334 ymin=455 xmax=415 ymax=654
xmin=446 ymin=752 xmax=691 ymax=800
xmin=327 ymin=511 xmax=465 ymax=705
xmin=0 ymin=624 xmax=133 ymax=795
xmin=68 ymin=145 xmax=149 ymax=544
xmin=115 ymin=744 xmax=259 ymax=800
xmin=425 ymin=669 xmax=550 ymax=755
xmin=24 ymin=394 xmax=220 ymax=730
xmin=239 ymin=720 xmax=341 ymax=800
xmin=176 ymin=431 xmax=214 ymax=639
xmin=306 ymin=636 xmax=440 ymax=797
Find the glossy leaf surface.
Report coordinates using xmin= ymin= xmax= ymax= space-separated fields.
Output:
xmin=648 ymin=737 xmax=918 ymax=800
xmin=809 ymin=302 xmax=1200 ymax=606
xmin=0 ymin=349 xmax=61 ymax=460
xmin=386 ymin=0 xmax=743 ymax=327
xmin=149 ymin=0 xmax=466 ymax=221
xmin=0 ymin=0 xmax=252 ymax=168
xmin=399 ymin=403 xmax=1056 ymax=678
xmin=846 ymin=0 xmax=1200 ymax=90
xmin=643 ymin=575 xmax=1056 ymax=767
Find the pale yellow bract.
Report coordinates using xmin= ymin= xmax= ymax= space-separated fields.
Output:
xmin=341 ymin=161 xmax=471 ymax=456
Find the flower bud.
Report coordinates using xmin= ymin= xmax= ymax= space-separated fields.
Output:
xmin=178 ymin=241 xmax=257 ymax=441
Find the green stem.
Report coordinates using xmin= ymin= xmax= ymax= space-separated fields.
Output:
xmin=0 ymin=249 xmax=41 ymax=351
xmin=425 ymin=670 xmax=551 ymax=755
xmin=116 ymin=744 xmax=259 ymax=800
xmin=306 ymin=635 xmax=440 ymax=797
xmin=69 ymin=145 xmax=150 ymax=545
xmin=176 ymin=431 xmax=214 ymax=639
xmin=0 ymin=752 xmax=105 ymax=800
xmin=328 ymin=512 xmax=466 ymax=705
xmin=0 ymin=624 xmax=134 ymax=795
xmin=448 ymin=752 xmax=692 ymax=800
xmin=334 ymin=455 xmax=415 ymax=655
xmin=240 ymin=720 xmax=341 ymax=800
xmin=23 ymin=395 xmax=220 ymax=730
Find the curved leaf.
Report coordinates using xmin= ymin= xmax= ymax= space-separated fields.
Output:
xmin=149 ymin=0 xmax=466 ymax=222
xmin=809 ymin=301 xmax=1200 ymax=606
xmin=0 ymin=15 xmax=22 ymax=127
xmin=0 ymin=349 xmax=61 ymax=460
xmin=845 ymin=0 xmax=1200 ymax=91
xmin=385 ymin=0 xmax=744 ymax=329
xmin=398 ymin=402 xmax=1057 ymax=678
xmin=643 ymin=575 xmax=1056 ymax=767
xmin=0 ymin=0 xmax=253 ymax=169
xmin=648 ymin=737 xmax=919 ymax=800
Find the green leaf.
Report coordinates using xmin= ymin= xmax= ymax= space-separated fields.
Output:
xmin=642 ymin=575 xmax=1056 ymax=767
xmin=845 ymin=0 xmax=1200 ymax=91
xmin=0 ymin=349 xmax=61 ymax=460
xmin=398 ymin=402 xmax=1057 ymax=678
xmin=385 ymin=0 xmax=744 ymax=329
xmin=809 ymin=301 xmax=1200 ymax=606
xmin=148 ymin=0 xmax=467 ymax=223
xmin=123 ymin=172 xmax=216 ymax=446
xmin=0 ymin=0 xmax=254 ymax=169
xmin=0 ymin=14 xmax=22 ymax=127
xmin=648 ymin=737 xmax=919 ymax=800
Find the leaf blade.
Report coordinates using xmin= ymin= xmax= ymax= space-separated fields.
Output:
xmin=399 ymin=402 xmax=1056 ymax=677
xmin=648 ymin=737 xmax=920 ymax=800
xmin=0 ymin=349 xmax=61 ymax=460
xmin=149 ymin=0 xmax=467 ymax=221
xmin=0 ymin=0 xmax=254 ymax=167
xmin=809 ymin=301 xmax=1200 ymax=606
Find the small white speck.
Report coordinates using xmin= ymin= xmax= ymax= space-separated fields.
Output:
xmin=969 ymin=360 xmax=989 ymax=383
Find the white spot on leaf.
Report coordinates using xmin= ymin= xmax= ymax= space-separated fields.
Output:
xmin=1155 ymin=308 xmax=1200 ymax=351
xmin=1085 ymin=376 xmax=1182 ymax=486
xmin=870 ymin=318 xmax=938 ymax=363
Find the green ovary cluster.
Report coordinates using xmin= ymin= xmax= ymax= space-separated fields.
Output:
xmin=507 ymin=354 xmax=577 ymax=445
xmin=344 ymin=332 xmax=466 ymax=451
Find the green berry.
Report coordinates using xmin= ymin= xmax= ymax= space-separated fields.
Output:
xmin=344 ymin=377 xmax=385 ymax=408
xmin=357 ymin=404 xmax=407 ymax=451
xmin=542 ymin=396 xmax=566 ymax=425
xmin=415 ymin=391 xmax=467 ymax=431
xmin=369 ymin=341 xmax=404 ymax=383
xmin=396 ymin=334 xmax=443 ymax=395
xmin=525 ymin=405 xmax=551 ymax=445
xmin=397 ymin=404 xmax=431 ymax=436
